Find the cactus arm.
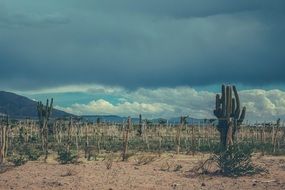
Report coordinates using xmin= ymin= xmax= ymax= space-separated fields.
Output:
xmin=237 ymin=107 xmax=246 ymax=125
xmin=221 ymin=85 xmax=226 ymax=117
xmin=214 ymin=94 xmax=222 ymax=118
xmin=46 ymin=99 xmax=49 ymax=109
xmin=215 ymin=94 xmax=220 ymax=110
xmin=231 ymin=98 xmax=236 ymax=117
xmin=233 ymin=86 xmax=241 ymax=119
xmin=226 ymin=86 xmax=232 ymax=119
xmin=47 ymin=98 xmax=53 ymax=119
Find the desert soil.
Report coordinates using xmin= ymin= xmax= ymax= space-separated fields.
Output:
xmin=0 ymin=153 xmax=285 ymax=190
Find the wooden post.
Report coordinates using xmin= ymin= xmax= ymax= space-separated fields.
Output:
xmin=122 ymin=117 xmax=131 ymax=161
xmin=0 ymin=116 xmax=8 ymax=165
xmin=177 ymin=116 xmax=187 ymax=154
xmin=138 ymin=114 xmax=143 ymax=136
xmin=75 ymin=122 xmax=79 ymax=158
xmin=158 ymin=124 xmax=163 ymax=156
xmin=67 ymin=117 xmax=72 ymax=152
xmin=85 ymin=123 xmax=89 ymax=159
xmin=191 ymin=124 xmax=195 ymax=156
xmin=273 ymin=119 xmax=280 ymax=154
xmin=176 ymin=117 xmax=182 ymax=154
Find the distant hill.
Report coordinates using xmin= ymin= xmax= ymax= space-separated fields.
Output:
xmin=82 ymin=115 xmax=137 ymax=123
xmin=0 ymin=91 xmax=72 ymax=119
xmin=82 ymin=115 xmax=216 ymax=125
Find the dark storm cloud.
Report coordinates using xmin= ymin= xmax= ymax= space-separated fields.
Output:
xmin=0 ymin=0 xmax=284 ymax=90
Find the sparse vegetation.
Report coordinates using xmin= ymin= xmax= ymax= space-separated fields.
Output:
xmin=214 ymin=143 xmax=266 ymax=176
xmin=22 ymin=144 xmax=42 ymax=161
xmin=8 ymin=154 xmax=28 ymax=166
xmin=1 ymin=114 xmax=284 ymax=168
xmin=57 ymin=147 xmax=78 ymax=164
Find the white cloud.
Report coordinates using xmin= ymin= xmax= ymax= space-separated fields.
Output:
xmin=52 ymin=85 xmax=219 ymax=119
xmin=240 ymin=89 xmax=285 ymax=121
xmin=16 ymin=84 xmax=124 ymax=95
xmin=56 ymin=99 xmax=174 ymax=118
xmin=27 ymin=84 xmax=285 ymax=121
xmin=51 ymin=86 xmax=285 ymax=121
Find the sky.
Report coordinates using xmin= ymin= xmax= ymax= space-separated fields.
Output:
xmin=0 ymin=0 xmax=285 ymax=121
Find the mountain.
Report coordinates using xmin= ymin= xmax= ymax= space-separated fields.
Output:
xmin=0 ymin=91 xmax=72 ymax=119
xmin=167 ymin=117 xmax=215 ymax=125
xmin=82 ymin=115 xmax=216 ymax=125
xmin=82 ymin=115 xmax=139 ymax=123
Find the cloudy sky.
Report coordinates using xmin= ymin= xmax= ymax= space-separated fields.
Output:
xmin=0 ymin=0 xmax=284 ymax=121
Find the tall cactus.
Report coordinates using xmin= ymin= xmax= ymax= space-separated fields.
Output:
xmin=213 ymin=85 xmax=246 ymax=148
xmin=37 ymin=98 xmax=53 ymax=161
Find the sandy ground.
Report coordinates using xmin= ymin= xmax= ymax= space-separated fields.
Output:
xmin=0 ymin=153 xmax=285 ymax=190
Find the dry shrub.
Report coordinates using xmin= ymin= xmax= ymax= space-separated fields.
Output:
xmin=173 ymin=164 xmax=183 ymax=172
xmin=60 ymin=169 xmax=77 ymax=177
xmin=105 ymin=153 xmax=114 ymax=170
xmin=160 ymin=160 xmax=174 ymax=172
xmin=188 ymin=144 xmax=267 ymax=177
xmin=160 ymin=161 xmax=183 ymax=172
xmin=188 ymin=157 xmax=218 ymax=177
xmin=134 ymin=154 xmax=157 ymax=166
xmin=121 ymin=152 xmax=136 ymax=161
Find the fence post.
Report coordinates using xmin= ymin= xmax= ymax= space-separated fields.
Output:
xmin=122 ymin=116 xmax=131 ymax=161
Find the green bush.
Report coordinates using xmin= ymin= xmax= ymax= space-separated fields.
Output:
xmin=11 ymin=143 xmax=42 ymax=161
xmin=57 ymin=148 xmax=77 ymax=164
xmin=28 ymin=135 xmax=40 ymax=143
xmin=9 ymin=154 xmax=28 ymax=166
xmin=22 ymin=145 xmax=42 ymax=161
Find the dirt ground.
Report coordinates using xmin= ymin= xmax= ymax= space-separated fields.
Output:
xmin=0 ymin=153 xmax=285 ymax=190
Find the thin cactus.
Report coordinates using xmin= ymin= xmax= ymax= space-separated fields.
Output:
xmin=0 ymin=115 xmax=8 ymax=165
xmin=213 ymin=85 xmax=246 ymax=148
xmin=138 ymin=114 xmax=143 ymax=136
xmin=37 ymin=98 xmax=53 ymax=162
xmin=176 ymin=116 xmax=187 ymax=154
xmin=273 ymin=118 xmax=281 ymax=154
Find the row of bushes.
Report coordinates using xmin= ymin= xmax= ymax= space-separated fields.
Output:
xmin=6 ymin=133 xmax=285 ymax=168
xmin=7 ymin=143 xmax=78 ymax=166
